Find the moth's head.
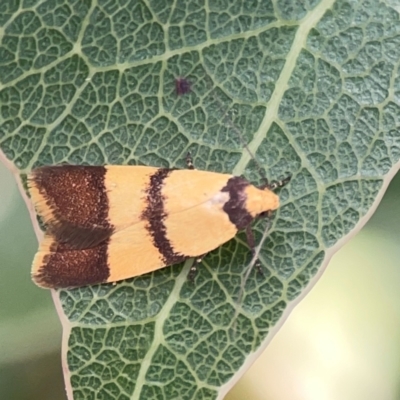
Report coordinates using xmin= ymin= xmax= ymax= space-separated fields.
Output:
xmin=245 ymin=174 xmax=291 ymax=218
xmin=244 ymin=185 xmax=279 ymax=218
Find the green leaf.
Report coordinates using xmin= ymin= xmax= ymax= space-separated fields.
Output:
xmin=1 ymin=1 xmax=399 ymax=399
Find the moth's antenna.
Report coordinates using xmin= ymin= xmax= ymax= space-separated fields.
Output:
xmin=210 ymin=90 xmax=268 ymax=183
xmin=184 ymin=76 xmax=266 ymax=180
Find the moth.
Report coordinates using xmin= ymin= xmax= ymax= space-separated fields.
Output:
xmin=28 ymin=155 xmax=289 ymax=289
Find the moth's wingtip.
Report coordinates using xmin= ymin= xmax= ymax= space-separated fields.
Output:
xmin=31 ymin=271 xmax=56 ymax=289
xmin=27 ymin=168 xmax=40 ymax=190
xmin=31 ymin=235 xmax=57 ymax=289
xmin=28 ymin=165 xmax=61 ymax=183
xmin=31 ymin=233 xmax=110 ymax=289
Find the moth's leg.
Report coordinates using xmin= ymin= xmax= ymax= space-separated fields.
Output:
xmin=245 ymin=225 xmax=264 ymax=275
xmin=187 ymin=254 xmax=205 ymax=282
xmin=185 ymin=152 xmax=195 ymax=170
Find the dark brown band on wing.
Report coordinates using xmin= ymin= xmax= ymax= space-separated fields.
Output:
xmin=33 ymin=240 xmax=110 ymax=288
xmin=141 ymin=168 xmax=185 ymax=265
xmin=31 ymin=165 xmax=113 ymax=248
xmin=221 ymin=176 xmax=254 ymax=230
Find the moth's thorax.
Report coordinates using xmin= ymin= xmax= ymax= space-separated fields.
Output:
xmin=209 ymin=191 xmax=230 ymax=206
xmin=244 ymin=185 xmax=280 ymax=217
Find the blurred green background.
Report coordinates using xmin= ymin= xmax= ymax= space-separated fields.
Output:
xmin=0 ymin=160 xmax=399 ymax=400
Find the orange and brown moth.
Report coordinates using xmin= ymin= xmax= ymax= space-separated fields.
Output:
xmin=28 ymin=158 xmax=290 ymax=289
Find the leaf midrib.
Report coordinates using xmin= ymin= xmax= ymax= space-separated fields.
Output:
xmin=232 ymin=0 xmax=337 ymax=178
xmin=130 ymin=2 xmax=337 ymax=397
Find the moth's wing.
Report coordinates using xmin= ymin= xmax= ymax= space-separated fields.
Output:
xmin=32 ymin=222 xmax=183 ymax=289
xmin=162 ymin=170 xmax=240 ymax=257
xmin=31 ymin=169 xmax=242 ymax=288
xmin=28 ymin=165 xmax=158 ymax=249
xmin=28 ymin=165 xmax=231 ymax=249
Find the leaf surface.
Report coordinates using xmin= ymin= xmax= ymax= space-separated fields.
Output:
xmin=0 ymin=1 xmax=399 ymax=399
